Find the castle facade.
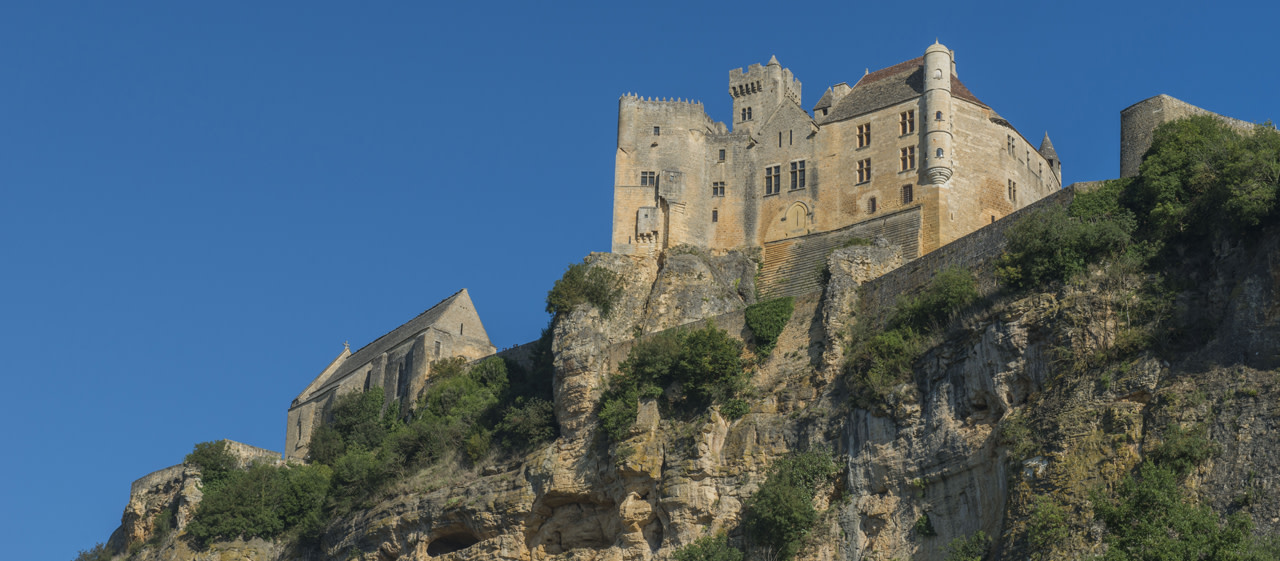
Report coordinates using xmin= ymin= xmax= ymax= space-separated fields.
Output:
xmin=611 ymin=42 xmax=1062 ymax=257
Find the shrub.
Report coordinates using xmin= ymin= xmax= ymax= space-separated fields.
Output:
xmin=674 ymin=533 xmax=744 ymax=561
xmin=891 ymin=267 xmax=979 ymax=332
xmin=744 ymin=297 xmax=794 ymax=357
xmin=943 ymin=531 xmax=988 ymax=561
xmin=996 ymin=200 xmax=1135 ymax=290
xmin=1149 ymin=423 xmax=1219 ymax=477
xmin=72 ymin=543 xmax=113 ymax=561
xmin=720 ymin=398 xmax=750 ymax=420
xmin=546 ymin=260 xmax=623 ymax=318
xmin=598 ymin=324 xmax=745 ymax=442
xmin=742 ymin=450 xmax=838 ymax=561
xmin=186 ymin=462 xmax=332 ymax=548
xmin=1027 ymin=496 xmax=1068 ymax=555
xmin=496 ymin=397 xmax=558 ymax=450
xmin=185 ymin=440 xmax=236 ymax=489
xmin=998 ymin=413 xmax=1038 ymax=462
xmin=915 ymin=513 xmax=937 ymax=537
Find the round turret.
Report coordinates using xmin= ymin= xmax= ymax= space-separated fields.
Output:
xmin=922 ymin=41 xmax=954 ymax=184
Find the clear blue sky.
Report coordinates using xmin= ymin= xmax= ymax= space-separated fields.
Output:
xmin=1 ymin=2 xmax=1273 ymax=559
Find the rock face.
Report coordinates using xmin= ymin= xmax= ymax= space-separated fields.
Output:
xmin=109 ymin=234 xmax=1280 ymax=561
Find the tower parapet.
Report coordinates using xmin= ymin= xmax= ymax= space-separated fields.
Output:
xmin=728 ymin=55 xmax=802 ymax=133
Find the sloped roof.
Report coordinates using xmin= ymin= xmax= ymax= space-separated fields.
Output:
xmin=813 ymin=87 xmax=835 ymax=112
xmin=296 ymin=289 xmax=473 ymax=403
xmin=821 ymin=56 xmax=986 ymax=124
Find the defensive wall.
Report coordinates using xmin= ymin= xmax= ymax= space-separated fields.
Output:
xmin=1120 ymin=95 xmax=1257 ymax=178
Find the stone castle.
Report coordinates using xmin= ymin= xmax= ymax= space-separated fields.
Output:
xmin=116 ymin=43 xmax=1260 ymax=549
xmin=611 ymin=42 xmax=1062 ymax=262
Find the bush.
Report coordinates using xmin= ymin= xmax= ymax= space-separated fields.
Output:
xmin=1027 ymin=496 xmax=1068 ymax=555
xmin=186 ymin=462 xmax=332 ymax=547
xmin=744 ymin=297 xmax=794 ymax=357
xmin=185 ymin=440 xmax=236 ymax=489
xmin=72 ymin=543 xmax=113 ymax=561
xmin=1149 ymin=423 xmax=1219 ymax=477
xmin=496 ymin=397 xmax=558 ymax=450
xmin=546 ymin=260 xmax=623 ymax=318
xmin=943 ymin=531 xmax=988 ymax=561
xmin=742 ymin=450 xmax=837 ymax=561
xmin=998 ymin=413 xmax=1038 ymax=462
xmin=720 ymin=398 xmax=750 ymax=420
xmin=673 ymin=533 xmax=743 ymax=561
xmin=996 ymin=200 xmax=1136 ymax=290
xmin=598 ymin=324 xmax=745 ymax=442
xmin=915 ymin=513 xmax=937 ymax=537
xmin=892 ymin=267 xmax=979 ymax=332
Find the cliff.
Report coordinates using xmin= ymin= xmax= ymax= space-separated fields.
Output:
xmin=92 ymin=226 xmax=1280 ymax=561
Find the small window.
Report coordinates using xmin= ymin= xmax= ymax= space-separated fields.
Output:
xmin=936 ymin=148 xmax=944 ymax=158
xmin=901 ymin=184 xmax=913 ymax=204
xmin=789 ymin=130 xmax=793 ymax=145
xmin=857 ymin=158 xmax=871 ymax=183
xmin=712 ymin=181 xmax=725 ymax=197
xmin=1008 ymin=179 xmax=1017 ymax=203
xmin=900 ymin=147 xmax=916 ymax=171
xmin=712 ymin=209 xmax=718 ymax=222
xmin=857 ymin=123 xmax=871 ymax=147
xmin=718 ymin=149 xmax=726 ymax=161
xmin=899 ymin=110 xmax=915 ymax=135
xmin=460 ymin=323 xmax=464 ymax=336
xmin=868 ymin=197 xmax=878 ymax=214
xmin=747 ymin=107 xmax=753 ymax=120
xmin=640 ymin=171 xmax=657 ymax=186
xmin=434 ymin=340 xmax=442 ymax=357
xmin=778 ymin=132 xmax=783 ymax=147
xmin=653 ymin=126 xmax=660 ymax=136
xmin=935 ymin=111 xmax=943 ymax=121
xmin=790 ymin=160 xmax=806 ymax=190
xmin=821 ymin=108 xmax=828 ymax=116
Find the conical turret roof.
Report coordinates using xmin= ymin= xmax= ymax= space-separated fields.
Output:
xmin=1038 ymin=132 xmax=1059 ymax=161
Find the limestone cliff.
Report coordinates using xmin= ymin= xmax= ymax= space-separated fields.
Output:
xmin=99 ymin=234 xmax=1280 ymax=561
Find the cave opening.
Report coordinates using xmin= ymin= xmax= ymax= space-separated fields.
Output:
xmin=427 ymin=533 xmax=481 ymax=556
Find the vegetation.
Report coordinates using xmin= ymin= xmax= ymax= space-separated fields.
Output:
xmin=844 ymin=267 xmax=978 ymax=409
xmin=741 ymin=449 xmax=838 ymax=561
xmin=914 ymin=513 xmax=937 ymax=537
xmin=1026 ymin=496 xmax=1068 ymax=557
xmin=599 ymin=322 xmax=747 ymax=441
xmin=744 ymin=296 xmax=794 ymax=358
xmin=942 ymin=530 xmax=988 ymax=561
xmin=185 ymin=443 xmax=331 ymax=547
xmin=546 ymin=260 xmax=623 ymax=318
xmin=673 ymin=533 xmax=743 ymax=561
xmin=72 ymin=543 xmax=113 ymax=561
xmin=1090 ymin=420 xmax=1276 ymax=560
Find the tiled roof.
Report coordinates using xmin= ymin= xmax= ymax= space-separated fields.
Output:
xmin=821 ymin=57 xmax=986 ymax=124
xmin=1039 ymin=132 xmax=1059 ymax=161
xmin=813 ymin=88 xmax=835 ymax=112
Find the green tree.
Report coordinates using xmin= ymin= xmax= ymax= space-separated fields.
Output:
xmin=546 ymin=260 xmax=623 ymax=318
xmin=744 ymin=297 xmax=794 ymax=357
xmin=943 ymin=531 xmax=988 ymax=561
xmin=742 ymin=450 xmax=838 ymax=561
xmin=674 ymin=534 xmax=743 ymax=561
xmin=185 ymin=440 xmax=236 ymax=489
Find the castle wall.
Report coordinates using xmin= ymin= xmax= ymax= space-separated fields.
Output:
xmin=1119 ymin=94 xmax=1256 ymax=178
xmin=944 ymin=101 xmax=1060 ymax=252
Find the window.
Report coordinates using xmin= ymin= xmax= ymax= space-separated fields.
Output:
xmin=936 ymin=147 xmax=944 ymax=158
xmin=712 ymin=181 xmax=725 ymax=197
xmin=789 ymin=130 xmax=793 ymax=145
xmin=900 ymin=147 xmax=916 ymax=171
xmin=741 ymin=108 xmax=747 ymax=121
xmin=712 ymin=209 xmax=718 ymax=222
xmin=1007 ymin=135 xmax=1015 ymax=155
xmin=935 ymin=110 xmax=943 ymax=121
xmin=790 ymin=160 xmax=806 ymax=190
xmin=901 ymin=184 xmax=913 ymax=204
xmin=718 ymin=149 xmax=726 ymax=161
xmin=765 ymin=165 xmax=781 ymax=195
xmin=653 ymin=126 xmax=661 ymax=136
xmin=857 ymin=123 xmax=871 ymax=147
xmin=868 ymin=197 xmax=878 ymax=214
xmin=1008 ymin=179 xmax=1017 ymax=203
xmin=778 ymin=132 xmax=783 ymax=147
xmin=857 ymin=159 xmax=871 ymax=183
xmin=640 ymin=171 xmax=657 ymax=186
xmin=900 ymin=110 xmax=915 ymax=134
xmin=434 ymin=340 xmax=441 ymax=357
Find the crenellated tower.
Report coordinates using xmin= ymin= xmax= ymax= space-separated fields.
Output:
xmin=729 ymin=55 xmax=801 ymax=134
xmin=921 ymin=42 xmax=954 ymax=185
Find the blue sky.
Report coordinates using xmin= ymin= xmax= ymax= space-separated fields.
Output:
xmin=1 ymin=2 xmax=1273 ymax=559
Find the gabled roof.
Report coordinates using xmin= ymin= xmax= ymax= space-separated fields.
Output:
xmin=821 ymin=56 xmax=986 ymax=124
xmin=812 ymin=87 xmax=835 ymax=112
xmin=292 ymin=289 xmax=478 ymax=405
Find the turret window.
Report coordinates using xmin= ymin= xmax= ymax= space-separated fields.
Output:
xmin=857 ymin=159 xmax=871 ymax=183
xmin=900 ymin=147 xmax=916 ymax=171
xmin=935 ymin=111 xmax=943 ymax=121
xmin=857 ymin=123 xmax=871 ymax=147
xmin=712 ymin=181 xmax=726 ymax=197
xmin=936 ymin=148 xmax=944 ymax=158
xmin=790 ymin=160 xmax=806 ymax=190
xmin=765 ymin=165 xmax=781 ymax=195
xmin=640 ymin=171 xmax=657 ymax=186
xmin=900 ymin=110 xmax=915 ymax=134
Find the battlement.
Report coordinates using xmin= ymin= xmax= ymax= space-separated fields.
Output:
xmin=728 ymin=56 xmax=801 ymax=108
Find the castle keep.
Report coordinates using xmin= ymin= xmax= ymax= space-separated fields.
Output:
xmin=612 ymin=42 xmax=1062 ymax=261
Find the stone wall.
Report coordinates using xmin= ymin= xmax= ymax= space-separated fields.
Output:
xmin=1120 ymin=94 xmax=1256 ymax=178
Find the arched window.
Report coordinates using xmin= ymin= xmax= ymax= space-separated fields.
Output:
xmin=935 ymin=111 xmax=943 ymax=121
xmin=936 ymin=148 xmax=944 ymax=158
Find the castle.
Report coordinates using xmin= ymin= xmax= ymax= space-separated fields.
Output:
xmin=611 ymin=42 xmax=1062 ymax=261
